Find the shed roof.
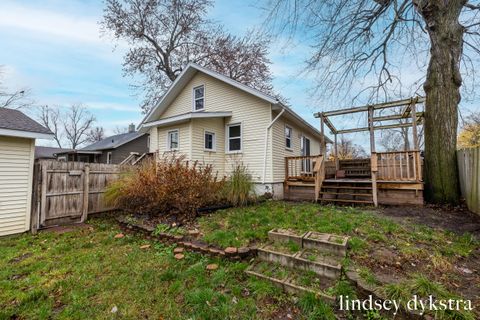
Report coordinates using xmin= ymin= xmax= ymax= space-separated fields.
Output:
xmin=0 ymin=108 xmax=53 ymax=139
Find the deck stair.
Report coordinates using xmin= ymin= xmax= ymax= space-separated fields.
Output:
xmin=319 ymin=180 xmax=374 ymax=205
xmin=246 ymin=229 xmax=349 ymax=303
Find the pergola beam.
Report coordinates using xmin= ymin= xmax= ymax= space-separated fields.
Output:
xmin=314 ymin=96 xmax=425 ymax=118
xmin=373 ymin=112 xmax=424 ymax=122
xmin=336 ymin=121 xmax=423 ymax=134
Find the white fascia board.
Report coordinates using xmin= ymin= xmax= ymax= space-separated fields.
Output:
xmin=0 ymin=128 xmax=54 ymax=140
xmin=141 ymin=112 xmax=232 ymax=129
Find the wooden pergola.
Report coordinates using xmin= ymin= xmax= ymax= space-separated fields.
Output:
xmin=314 ymin=96 xmax=425 ymax=206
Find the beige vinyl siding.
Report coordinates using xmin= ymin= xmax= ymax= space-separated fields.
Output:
xmin=155 ymin=72 xmax=273 ymax=182
xmin=149 ymin=127 xmax=158 ymax=153
xmin=190 ymin=118 xmax=226 ymax=177
xmin=270 ymin=113 xmax=322 ymax=182
xmin=156 ymin=122 xmax=191 ymax=158
xmin=0 ymin=136 xmax=35 ymax=236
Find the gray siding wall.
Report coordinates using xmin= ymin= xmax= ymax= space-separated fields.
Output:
xmin=98 ymin=134 xmax=149 ymax=164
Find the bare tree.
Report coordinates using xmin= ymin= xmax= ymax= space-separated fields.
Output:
xmin=101 ymin=0 xmax=273 ymax=112
xmin=37 ymin=104 xmax=96 ymax=149
xmin=329 ymin=136 xmax=367 ymax=159
xmin=86 ymin=127 xmax=106 ymax=143
xmin=265 ymin=0 xmax=480 ymax=204
xmin=64 ymin=104 xmax=96 ymax=149
xmin=37 ymin=105 xmax=62 ymax=148
xmin=113 ymin=126 xmax=128 ymax=135
xmin=0 ymin=66 xmax=33 ymax=109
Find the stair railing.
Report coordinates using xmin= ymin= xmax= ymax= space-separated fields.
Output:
xmin=314 ymin=155 xmax=325 ymax=201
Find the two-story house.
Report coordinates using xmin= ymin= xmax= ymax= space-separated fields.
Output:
xmin=138 ymin=63 xmax=330 ymax=198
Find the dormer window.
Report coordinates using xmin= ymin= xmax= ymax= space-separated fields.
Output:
xmin=193 ymin=85 xmax=205 ymax=111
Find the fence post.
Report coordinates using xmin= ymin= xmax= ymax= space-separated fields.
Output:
xmin=81 ymin=165 xmax=90 ymax=223
xmin=40 ymin=161 xmax=48 ymax=227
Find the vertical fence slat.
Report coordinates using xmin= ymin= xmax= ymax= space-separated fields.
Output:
xmin=458 ymin=147 xmax=480 ymax=215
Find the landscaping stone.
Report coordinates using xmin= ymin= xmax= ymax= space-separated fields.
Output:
xmin=225 ymin=247 xmax=237 ymax=254
xmin=173 ymin=247 xmax=184 ymax=254
xmin=302 ymin=231 xmax=348 ymax=257
xmin=206 ymin=263 xmax=218 ymax=270
xmin=188 ymin=229 xmax=200 ymax=236
xmin=114 ymin=233 xmax=125 ymax=238
xmin=268 ymin=228 xmax=305 ymax=246
xmin=174 ymin=253 xmax=185 ymax=260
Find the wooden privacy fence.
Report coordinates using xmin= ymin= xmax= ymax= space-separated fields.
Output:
xmin=458 ymin=147 xmax=480 ymax=214
xmin=31 ymin=160 xmax=121 ymax=232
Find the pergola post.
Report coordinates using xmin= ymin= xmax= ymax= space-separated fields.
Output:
xmin=320 ymin=114 xmax=326 ymax=157
xmin=334 ymin=133 xmax=339 ymax=172
xmin=368 ymin=106 xmax=378 ymax=207
xmin=410 ymin=99 xmax=421 ymax=181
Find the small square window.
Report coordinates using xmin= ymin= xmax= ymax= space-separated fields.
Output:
xmin=168 ymin=130 xmax=179 ymax=150
xmin=193 ymin=85 xmax=205 ymax=111
xmin=204 ymin=131 xmax=215 ymax=151
xmin=285 ymin=126 xmax=292 ymax=149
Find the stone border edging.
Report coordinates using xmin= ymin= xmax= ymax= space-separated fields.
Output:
xmin=115 ymin=216 xmax=257 ymax=261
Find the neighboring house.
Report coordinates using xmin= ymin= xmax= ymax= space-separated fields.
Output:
xmin=138 ymin=63 xmax=331 ymax=198
xmin=0 ymin=108 xmax=53 ymax=236
xmin=34 ymin=146 xmax=72 ymax=160
xmin=56 ymin=124 xmax=149 ymax=164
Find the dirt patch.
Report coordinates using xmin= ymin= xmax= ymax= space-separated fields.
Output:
xmin=9 ymin=253 xmax=32 ymax=264
xmin=378 ymin=205 xmax=480 ymax=237
xmin=42 ymin=223 xmax=91 ymax=234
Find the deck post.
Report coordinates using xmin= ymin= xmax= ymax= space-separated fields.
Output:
xmin=368 ymin=106 xmax=378 ymax=207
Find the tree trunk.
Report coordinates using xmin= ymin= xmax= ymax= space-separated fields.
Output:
xmin=414 ymin=0 xmax=465 ymax=204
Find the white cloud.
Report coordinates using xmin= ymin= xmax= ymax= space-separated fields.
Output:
xmin=0 ymin=2 xmax=102 ymax=44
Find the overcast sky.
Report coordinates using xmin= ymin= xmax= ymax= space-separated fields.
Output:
xmin=0 ymin=0 xmax=478 ymax=149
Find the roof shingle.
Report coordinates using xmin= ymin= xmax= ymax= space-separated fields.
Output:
xmin=0 ymin=108 xmax=52 ymax=134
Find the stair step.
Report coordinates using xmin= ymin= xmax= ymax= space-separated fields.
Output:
xmin=319 ymin=198 xmax=374 ymax=204
xmin=245 ymin=260 xmax=336 ymax=303
xmin=319 ymin=191 xmax=372 ymax=197
xmin=321 ymin=185 xmax=372 ymax=190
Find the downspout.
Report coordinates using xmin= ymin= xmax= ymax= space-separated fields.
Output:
xmin=262 ymin=107 xmax=285 ymax=183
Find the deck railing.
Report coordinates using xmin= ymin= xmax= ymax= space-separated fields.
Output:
xmin=285 ymin=155 xmax=323 ymax=181
xmin=375 ymin=150 xmax=422 ymax=182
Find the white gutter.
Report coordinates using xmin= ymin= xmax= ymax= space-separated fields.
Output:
xmin=262 ymin=107 xmax=285 ymax=183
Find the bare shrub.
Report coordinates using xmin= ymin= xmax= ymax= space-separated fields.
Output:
xmin=105 ymin=154 xmax=224 ymax=220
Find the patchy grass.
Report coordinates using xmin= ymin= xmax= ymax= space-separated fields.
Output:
xmin=0 ymin=217 xmax=330 ymax=320
xmin=197 ymin=201 xmax=480 ymax=319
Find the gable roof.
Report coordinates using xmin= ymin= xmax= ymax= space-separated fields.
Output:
xmin=81 ymin=131 xmax=146 ymax=151
xmin=138 ymin=63 xmax=331 ymax=143
xmin=0 ymin=108 xmax=54 ymax=139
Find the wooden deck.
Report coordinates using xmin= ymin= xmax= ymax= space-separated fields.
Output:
xmin=284 ymin=155 xmax=424 ymax=206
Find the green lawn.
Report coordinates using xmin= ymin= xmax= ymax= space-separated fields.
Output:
xmin=197 ymin=201 xmax=479 ymax=319
xmin=1 ymin=202 xmax=478 ymax=319
xmin=0 ymin=217 xmax=335 ymax=320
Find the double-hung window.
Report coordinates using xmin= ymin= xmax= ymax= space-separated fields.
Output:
xmin=227 ymin=123 xmax=241 ymax=152
xmin=167 ymin=129 xmax=179 ymax=150
xmin=106 ymin=152 xmax=112 ymax=164
xmin=204 ymin=131 xmax=215 ymax=151
xmin=193 ymin=85 xmax=205 ymax=111
xmin=285 ymin=126 xmax=292 ymax=149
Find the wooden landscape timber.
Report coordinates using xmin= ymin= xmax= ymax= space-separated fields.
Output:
xmin=285 ymin=97 xmax=425 ymax=206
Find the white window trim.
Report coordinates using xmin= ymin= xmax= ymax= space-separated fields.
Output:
xmin=204 ymin=130 xmax=216 ymax=152
xmin=192 ymin=85 xmax=205 ymax=112
xmin=167 ymin=129 xmax=180 ymax=151
xmin=285 ymin=125 xmax=293 ymax=151
xmin=106 ymin=152 xmax=112 ymax=164
xmin=226 ymin=122 xmax=242 ymax=154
